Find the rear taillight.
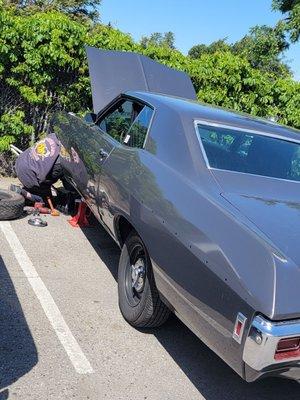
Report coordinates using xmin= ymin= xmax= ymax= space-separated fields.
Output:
xmin=275 ymin=337 xmax=300 ymax=360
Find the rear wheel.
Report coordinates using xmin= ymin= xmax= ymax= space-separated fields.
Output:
xmin=0 ymin=189 xmax=24 ymax=220
xmin=118 ymin=232 xmax=170 ymax=328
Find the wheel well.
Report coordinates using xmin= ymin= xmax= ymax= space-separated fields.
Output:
xmin=116 ymin=216 xmax=135 ymax=247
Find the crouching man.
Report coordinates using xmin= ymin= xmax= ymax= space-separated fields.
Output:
xmin=14 ymin=133 xmax=63 ymax=209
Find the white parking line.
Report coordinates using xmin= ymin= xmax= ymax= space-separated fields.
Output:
xmin=0 ymin=221 xmax=94 ymax=375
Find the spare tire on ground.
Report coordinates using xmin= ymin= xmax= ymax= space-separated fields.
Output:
xmin=0 ymin=189 xmax=24 ymax=220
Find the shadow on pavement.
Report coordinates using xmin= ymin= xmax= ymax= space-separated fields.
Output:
xmin=0 ymin=390 xmax=8 ymax=400
xmin=81 ymin=216 xmax=120 ymax=280
xmin=81 ymin=219 xmax=300 ymax=400
xmin=0 ymin=255 xmax=38 ymax=395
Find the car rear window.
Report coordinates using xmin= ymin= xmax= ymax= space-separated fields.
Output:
xmin=196 ymin=123 xmax=300 ymax=182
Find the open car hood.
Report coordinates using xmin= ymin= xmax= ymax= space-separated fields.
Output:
xmin=86 ymin=46 xmax=197 ymax=113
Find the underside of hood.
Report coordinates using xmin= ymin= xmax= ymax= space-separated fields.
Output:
xmin=85 ymin=46 xmax=197 ymax=113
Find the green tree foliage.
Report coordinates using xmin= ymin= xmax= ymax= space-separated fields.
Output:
xmin=188 ymin=39 xmax=231 ymax=58
xmin=0 ymin=3 xmax=300 ymax=155
xmin=0 ymin=4 xmax=136 ymax=150
xmin=232 ymin=25 xmax=289 ymax=75
xmin=140 ymin=31 xmax=175 ymax=49
xmin=189 ymin=52 xmax=280 ymax=116
xmin=273 ymin=0 xmax=300 ymax=42
xmin=0 ymin=110 xmax=33 ymax=151
xmin=0 ymin=7 xmax=91 ymax=149
xmin=4 ymin=0 xmax=101 ymax=21
xmin=189 ymin=27 xmax=289 ymax=76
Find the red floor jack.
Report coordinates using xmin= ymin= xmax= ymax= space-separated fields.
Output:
xmin=68 ymin=199 xmax=90 ymax=228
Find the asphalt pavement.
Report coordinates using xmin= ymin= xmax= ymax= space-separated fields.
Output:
xmin=1 ymin=178 xmax=300 ymax=399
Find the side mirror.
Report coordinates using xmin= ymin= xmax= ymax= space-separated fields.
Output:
xmin=84 ymin=112 xmax=96 ymax=125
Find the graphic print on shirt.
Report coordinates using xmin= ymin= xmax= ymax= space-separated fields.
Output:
xmin=31 ymin=138 xmax=57 ymax=161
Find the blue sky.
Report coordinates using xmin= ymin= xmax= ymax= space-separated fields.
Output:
xmin=100 ymin=0 xmax=300 ymax=80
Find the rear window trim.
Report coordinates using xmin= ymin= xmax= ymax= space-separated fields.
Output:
xmin=194 ymin=119 xmax=300 ymax=183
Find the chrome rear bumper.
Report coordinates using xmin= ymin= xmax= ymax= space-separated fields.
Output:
xmin=243 ymin=315 xmax=300 ymax=374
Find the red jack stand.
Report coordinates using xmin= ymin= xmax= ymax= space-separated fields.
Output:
xmin=68 ymin=200 xmax=90 ymax=228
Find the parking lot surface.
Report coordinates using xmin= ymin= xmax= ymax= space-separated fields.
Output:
xmin=1 ymin=179 xmax=300 ymax=399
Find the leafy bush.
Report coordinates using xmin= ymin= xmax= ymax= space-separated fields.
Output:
xmin=0 ymin=152 xmax=16 ymax=176
xmin=0 ymin=110 xmax=33 ymax=151
xmin=0 ymin=3 xmax=299 ymax=162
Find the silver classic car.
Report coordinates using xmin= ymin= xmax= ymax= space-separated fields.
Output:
xmin=54 ymin=47 xmax=300 ymax=382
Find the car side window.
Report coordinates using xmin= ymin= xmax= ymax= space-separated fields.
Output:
xmin=199 ymin=127 xmax=253 ymax=172
xmin=96 ymin=98 xmax=153 ymax=148
xmin=124 ymin=105 xmax=153 ymax=148
xmin=289 ymin=147 xmax=300 ymax=180
xmin=198 ymin=124 xmax=300 ymax=182
xmin=235 ymin=135 xmax=254 ymax=157
xmin=97 ymin=100 xmax=134 ymax=142
xmin=200 ymin=129 xmax=253 ymax=156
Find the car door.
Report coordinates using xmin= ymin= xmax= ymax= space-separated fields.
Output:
xmin=54 ymin=97 xmax=153 ymax=228
xmin=94 ymin=97 xmax=154 ymax=234
xmin=52 ymin=111 xmax=115 ymax=215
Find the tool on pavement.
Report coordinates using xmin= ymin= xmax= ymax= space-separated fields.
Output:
xmin=28 ymin=217 xmax=48 ymax=227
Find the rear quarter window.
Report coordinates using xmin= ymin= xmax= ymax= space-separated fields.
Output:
xmin=197 ymin=123 xmax=300 ymax=182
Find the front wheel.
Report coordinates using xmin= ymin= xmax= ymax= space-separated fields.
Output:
xmin=118 ymin=232 xmax=170 ymax=328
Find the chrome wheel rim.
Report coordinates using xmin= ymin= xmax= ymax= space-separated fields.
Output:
xmin=131 ymin=258 xmax=146 ymax=293
xmin=125 ymin=243 xmax=146 ymax=306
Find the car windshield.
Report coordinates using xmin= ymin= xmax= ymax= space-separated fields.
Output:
xmin=197 ymin=123 xmax=300 ymax=182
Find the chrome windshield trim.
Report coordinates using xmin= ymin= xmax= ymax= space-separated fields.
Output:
xmin=243 ymin=315 xmax=300 ymax=371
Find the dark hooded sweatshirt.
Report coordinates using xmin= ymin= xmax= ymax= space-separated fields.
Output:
xmin=15 ymin=133 xmax=61 ymax=189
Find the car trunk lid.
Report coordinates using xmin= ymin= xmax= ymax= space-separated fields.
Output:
xmin=212 ymin=169 xmax=300 ymax=264
xmin=212 ymin=169 xmax=300 ymax=319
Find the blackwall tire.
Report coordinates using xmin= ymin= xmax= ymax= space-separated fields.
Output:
xmin=118 ymin=231 xmax=170 ymax=328
xmin=0 ymin=189 xmax=24 ymax=220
